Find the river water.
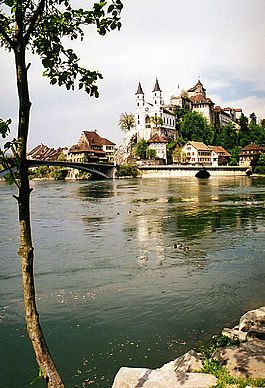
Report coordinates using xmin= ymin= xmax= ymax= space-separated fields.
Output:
xmin=0 ymin=176 xmax=265 ymax=387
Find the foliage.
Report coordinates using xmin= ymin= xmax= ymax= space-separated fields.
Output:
xmin=34 ymin=166 xmax=51 ymax=178
xmin=30 ymin=368 xmax=44 ymax=385
xmin=258 ymin=153 xmax=265 ymax=165
xmin=146 ymin=148 xmax=156 ymax=159
xmin=149 ymin=115 xmax=163 ymax=127
xmin=134 ymin=139 xmax=148 ymax=159
xmin=254 ymin=165 xmax=265 ymax=175
xmin=196 ymin=333 xmax=240 ymax=359
xmin=229 ymin=146 xmax=241 ymax=166
xmin=77 ymin=170 xmax=91 ymax=179
xmin=216 ymin=123 xmax=238 ymax=151
xmin=172 ymin=146 xmax=183 ymax=164
xmin=0 ymin=0 xmax=123 ymax=95
xmin=118 ymin=112 xmax=135 ymax=132
xmin=195 ymin=333 xmax=265 ymax=387
xmin=50 ymin=166 xmax=68 ymax=180
xmin=180 ymin=111 xmax=214 ymax=144
xmin=199 ymin=359 xmax=265 ymax=387
xmin=250 ymin=153 xmax=265 ymax=174
xmin=117 ymin=164 xmax=139 ymax=177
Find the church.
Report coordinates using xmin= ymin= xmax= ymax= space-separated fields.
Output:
xmin=135 ymin=79 xmax=177 ymax=142
xmin=132 ymin=78 xmax=242 ymax=143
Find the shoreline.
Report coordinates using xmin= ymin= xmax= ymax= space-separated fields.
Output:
xmin=112 ymin=307 xmax=265 ymax=387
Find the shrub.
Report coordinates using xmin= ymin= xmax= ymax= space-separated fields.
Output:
xmin=117 ymin=164 xmax=139 ymax=177
xmin=254 ymin=165 xmax=265 ymax=175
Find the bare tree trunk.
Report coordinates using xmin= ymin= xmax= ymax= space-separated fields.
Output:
xmin=15 ymin=43 xmax=64 ymax=387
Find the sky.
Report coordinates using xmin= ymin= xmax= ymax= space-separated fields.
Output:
xmin=0 ymin=0 xmax=265 ymax=150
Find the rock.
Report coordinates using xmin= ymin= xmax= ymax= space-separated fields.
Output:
xmin=222 ymin=328 xmax=247 ymax=342
xmin=238 ymin=306 xmax=265 ymax=332
xmin=159 ymin=350 xmax=203 ymax=373
xmin=212 ymin=339 xmax=265 ymax=378
xmin=246 ymin=325 xmax=265 ymax=341
xmin=112 ymin=367 xmax=217 ymax=388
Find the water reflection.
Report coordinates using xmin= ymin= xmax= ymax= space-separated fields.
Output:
xmin=78 ymin=180 xmax=117 ymax=199
xmin=1 ymin=176 xmax=265 ymax=388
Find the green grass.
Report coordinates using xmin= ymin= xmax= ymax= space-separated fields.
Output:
xmin=199 ymin=358 xmax=265 ymax=387
xmin=195 ymin=333 xmax=241 ymax=359
xmin=195 ymin=334 xmax=265 ymax=387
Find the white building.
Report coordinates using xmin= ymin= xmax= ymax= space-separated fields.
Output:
xmin=181 ymin=141 xmax=214 ymax=165
xmin=134 ymin=79 xmax=177 ymax=142
xmin=147 ymin=134 xmax=168 ymax=163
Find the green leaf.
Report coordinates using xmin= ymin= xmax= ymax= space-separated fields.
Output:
xmin=8 ymin=175 xmax=15 ymax=185
xmin=30 ymin=376 xmax=42 ymax=385
xmin=42 ymin=58 xmax=54 ymax=68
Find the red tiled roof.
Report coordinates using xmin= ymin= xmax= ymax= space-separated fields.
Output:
xmin=235 ymin=108 xmax=242 ymax=112
xmin=147 ymin=133 xmax=168 ymax=143
xmin=186 ymin=141 xmax=211 ymax=151
xmin=208 ymin=145 xmax=231 ymax=157
xmin=101 ymin=137 xmax=115 ymax=146
xmin=83 ymin=131 xmax=103 ymax=147
xmin=189 ymin=94 xmax=213 ymax=104
xmin=187 ymin=80 xmax=205 ymax=92
xmin=69 ymin=143 xmax=95 ymax=153
xmin=27 ymin=144 xmax=64 ymax=160
xmin=240 ymin=142 xmax=265 ymax=151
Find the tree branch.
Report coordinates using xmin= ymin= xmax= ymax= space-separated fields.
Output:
xmin=24 ymin=0 xmax=46 ymax=44
xmin=0 ymin=23 xmax=15 ymax=49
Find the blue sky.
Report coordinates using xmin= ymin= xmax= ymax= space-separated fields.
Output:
xmin=0 ymin=0 xmax=265 ymax=150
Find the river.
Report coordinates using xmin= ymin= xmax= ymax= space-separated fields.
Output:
xmin=0 ymin=176 xmax=265 ymax=387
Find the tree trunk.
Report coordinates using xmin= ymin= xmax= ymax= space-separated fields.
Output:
xmin=15 ymin=44 xmax=64 ymax=387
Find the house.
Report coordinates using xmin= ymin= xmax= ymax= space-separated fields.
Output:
xmin=181 ymin=141 xmax=213 ymax=165
xmin=147 ymin=134 xmax=168 ymax=163
xmin=101 ymin=138 xmax=116 ymax=162
xmin=170 ymin=80 xmax=242 ymax=127
xmin=69 ymin=131 xmax=115 ymax=163
xmin=208 ymin=146 xmax=231 ymax=166
xmin=27 ymin=144 xmax=66 ymax=160
xmin=239 ymin=142 xmax=265 ymax=167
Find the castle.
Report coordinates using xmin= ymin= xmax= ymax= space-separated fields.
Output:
xmin=131 ymin=78 xmax=242 ymax=143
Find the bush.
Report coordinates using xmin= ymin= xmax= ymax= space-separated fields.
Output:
xmin=117 ymin=164 xmax=139 ymax=177
xmin=254 ymin=165 xmax=265 ymax=175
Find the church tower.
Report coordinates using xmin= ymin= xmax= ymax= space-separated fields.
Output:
xmin=152 ymin=78 xmax=162 ymax=106
xmin=135 ymin=82 xmax=144 ymax=108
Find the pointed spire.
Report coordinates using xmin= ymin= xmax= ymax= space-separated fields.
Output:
xmin=153 ymin=78 xmax=161 ymax=92
xmin=135 ymin=82 xmax=144 ymax=95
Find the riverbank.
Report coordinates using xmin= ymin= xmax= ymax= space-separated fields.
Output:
xmin=112 ymin=307 xmax=265 ymax=387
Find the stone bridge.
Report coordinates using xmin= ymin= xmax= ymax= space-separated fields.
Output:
xmin=0 ymin=159 xmax=116 ymax=179
xmin=138 ymin=164 xmax=249 ymax=178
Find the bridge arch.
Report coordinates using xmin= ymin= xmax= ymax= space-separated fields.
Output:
xmin=0 ymin=160 xmax=115 ymax=179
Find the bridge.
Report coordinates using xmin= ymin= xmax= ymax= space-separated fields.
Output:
xmin=138 ymin=164 xmax=249 ymax=178
xmin=0 ymin=159 xmax=116 ymax=179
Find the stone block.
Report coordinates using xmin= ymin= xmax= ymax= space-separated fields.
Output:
xmin=159 ymin=350 xmax=203 ymax=373
xmin=212 ymin=339 xmax=265 ymax=378
xmin=112 ymin=367 xmax=217 ymax=388
xmin=222 ymin=328 xmax=247 ymax=342
xmin=239 ymin=306 xmax=265 ymax=332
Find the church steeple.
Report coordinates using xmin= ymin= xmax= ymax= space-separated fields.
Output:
xmin=152 ymin=78 xmax=162 ymax=105
xmin=152 ymin=78 xmax=162 ymax=92
xmin=136 ymin=82 xmax=144 ymax=95
xmin=135 ymin=82 xmax=144 ymax=108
